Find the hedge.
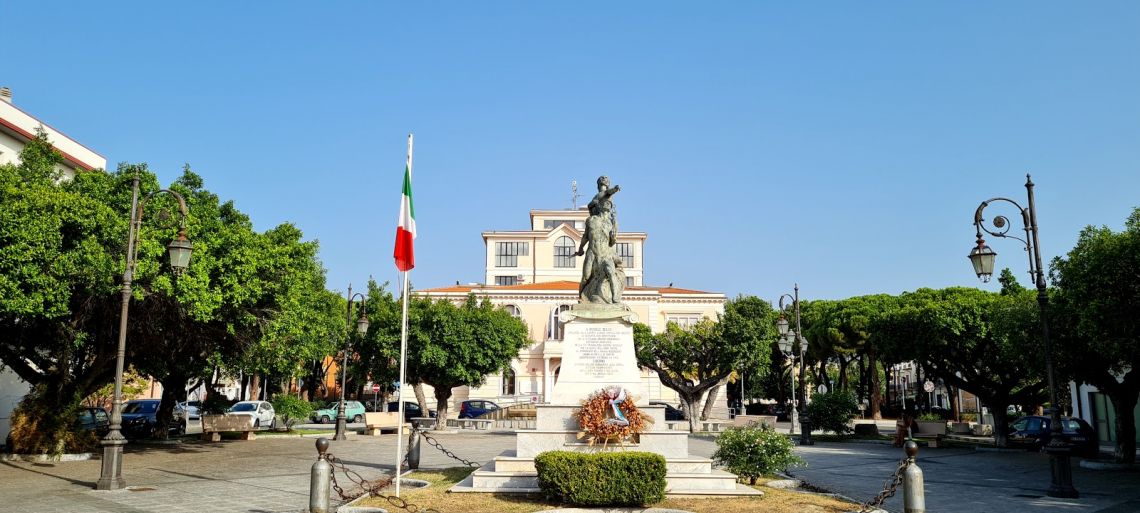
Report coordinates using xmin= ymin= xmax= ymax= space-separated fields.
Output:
xmin=534 ymin=451 xmax=667 ymax=506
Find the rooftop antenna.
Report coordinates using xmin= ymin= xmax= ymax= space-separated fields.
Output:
xmin=571 ymin=180 xmax=580 ymax=209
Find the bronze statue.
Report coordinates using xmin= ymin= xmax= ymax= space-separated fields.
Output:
xmin=576 ymin=176 xmax=623 ymax=304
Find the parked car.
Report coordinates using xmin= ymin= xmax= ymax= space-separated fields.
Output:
xmin=173 ymin=401 xmax=201 ymax=423
xmin=311 ymin=401 xmax=366 ymax=424
xmin=386 ymin=401 xmax=437 ymax=423
xmin=649 ymin=401 xmax=686 ymax=421
xmin=459 ymin=400 xmax=500 ymax=419
xmin=77 ymin=407 xmax=111 ymax=436
xmin=1008 ymin=415 xmax=1098 ymax=458
xmin=121 ymin=399 xmax=163 ymax=438
xmin=227 ymin=401 xmax=276 ymax=430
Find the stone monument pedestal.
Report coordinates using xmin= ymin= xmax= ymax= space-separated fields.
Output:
xmin=452 ymin=306 xmax=760 ymax=496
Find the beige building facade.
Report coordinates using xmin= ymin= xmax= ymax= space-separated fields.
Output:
xmin=416 ymin=208 xmax=730 ymax=417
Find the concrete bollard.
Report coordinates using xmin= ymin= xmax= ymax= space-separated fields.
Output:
xmin=902 ymin=440 xmax=925 ymax=513
xmin=309 ymin=438 xmax=332 ymax=513
xmin=407 ymin=428 xmax=421 ymax=470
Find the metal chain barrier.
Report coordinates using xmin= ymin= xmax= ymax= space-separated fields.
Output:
xmin=860 ymin=455 xmax=911 ymax=512
xmin=419 ymin=430 xmax=480 ymax=468
xmin=322 ymin=429 xmax=442 ymax=513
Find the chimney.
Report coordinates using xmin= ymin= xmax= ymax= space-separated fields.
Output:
xmin=0 ymin=87 xmax=11 ymax=104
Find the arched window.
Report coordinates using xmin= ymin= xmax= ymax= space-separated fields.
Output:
xmin=551 ymin=304 xmax=572 ymax=340
xmin=502 ymin=368 xmax=516 ymax=396
xmin=503 ymin=304 xmax=522 ymax=319
xmin=554 ymin=236 xmax=576 ymax=268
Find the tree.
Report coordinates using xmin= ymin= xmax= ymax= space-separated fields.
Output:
xmin=635 ymin=296 xmax=776 ymax=432
xmin=878 ymin=287 xmax=1047 ymax=446
xmin=805 ymin=295 xmax=898 ymax=419
xmin=404 ymin=294 xmax=530 ymax=430
xmin=0 ymin=139 xmax=335 ymax=449
xmin=1051 ymin=208 xmax=1140 ymax=463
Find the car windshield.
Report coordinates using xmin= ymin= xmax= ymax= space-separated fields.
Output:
xmin=124 ymin=402 xmax=157 ymax=413
xmin=325 ymin=402 xmax=340 ymax=410
xmin=230 ymin=403 xmax=257 ymax=412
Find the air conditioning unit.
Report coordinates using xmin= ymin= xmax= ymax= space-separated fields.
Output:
xmin=516 ymin=275 xmax=526 ymax=283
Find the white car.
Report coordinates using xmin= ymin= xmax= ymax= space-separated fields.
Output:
xmin=227 ymin=401 xmax=276 ymax=429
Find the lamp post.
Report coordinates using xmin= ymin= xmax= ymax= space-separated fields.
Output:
xmin=968 ymin=174 xmax=1077 ymax=499
xmin=777 ymin=284 xmax=813 ymax=445
xmin=334 ymin=284 xmax=369 ymax=441
xmin=97 ymin=173 xmax=193 ymax=490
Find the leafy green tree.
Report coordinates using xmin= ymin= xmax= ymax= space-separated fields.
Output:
xmin=1051 ymin=208 xmax=1140 ymax=463
xmin=878 ymin=287 xmax=1046 ymax=446
xmin=805 ymin=295 xmax=898 ymax=419
xmin=403 ymin=294 xmax=530 ymax=429
xmin=0 ymin=136 xmax=336 ymax=449
xmin=635 ymin=296 xmax=777 ymax=431
xmin=805 ymin=389 xmax=859 ymax=435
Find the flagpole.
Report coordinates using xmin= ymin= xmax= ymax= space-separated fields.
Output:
xmin=395 ymin=133 xmax=413 ymax=497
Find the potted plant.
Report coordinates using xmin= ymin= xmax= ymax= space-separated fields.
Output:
xmin=915 ymin=412 xmax=947 ymax=436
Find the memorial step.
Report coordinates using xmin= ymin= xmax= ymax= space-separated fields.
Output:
xmin=468 ymin=468 xmax=746 ymax=493
xmin=515 ymin=430 xmax=690 ymax=458
xmin=492 ymin=451 xmax=713 ymax=473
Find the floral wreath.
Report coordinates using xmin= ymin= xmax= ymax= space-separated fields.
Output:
xmin=574 ymin=386 xmax=653 ymax=445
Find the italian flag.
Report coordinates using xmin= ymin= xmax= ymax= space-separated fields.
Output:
xmin=393 ymin=164 xmax=416 ymax=271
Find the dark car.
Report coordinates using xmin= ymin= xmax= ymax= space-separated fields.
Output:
xmin=121 ymin=399 xmax=163 ymax=438
xmin=459 ymin=400 xmax=500 ymax=419
xmin=649 ymin=401 xmax=686 ymax=421
xmin=1008 ymin=415 xmax=1098 ymax=458
xmin=77 ymin=407 xmax=111 ymax=436
xmin=386 ymin=401 xmax=437 ymax=423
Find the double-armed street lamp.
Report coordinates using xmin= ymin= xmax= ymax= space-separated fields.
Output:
xmin=776 ymin=284 xmax=813 ymax=446
xmin=334 ymin=284 xmax=369 ymax=441
xmin=968 ymin=174 xmax=1077 ymax=499
xmin=97 ymin=174 xmax=193 ymax=490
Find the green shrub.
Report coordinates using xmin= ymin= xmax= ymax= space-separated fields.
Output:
xmin=535 ymin=451 xmax=666 ymax=506
xmin=712 ymin=425 xmax=802 ymax=484
xmin=271 ymin=395 xmax=314 ymax=430
xmin=805 ymin=389 xmax=859 ymax=435
xmin=917 ymin=412 xmax=943 ymax=422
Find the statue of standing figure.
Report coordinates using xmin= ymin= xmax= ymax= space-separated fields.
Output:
xmin=575 ymin=176 xmax=625 ymax=304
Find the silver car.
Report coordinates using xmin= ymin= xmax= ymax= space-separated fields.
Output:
xmin=227 ymin=401 xmax=276 ymax=429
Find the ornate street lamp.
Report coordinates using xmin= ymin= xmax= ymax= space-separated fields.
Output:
xmin=334 ymin=284 xmax=369 ymax=441
xmin=776 ymin=284 xmax=813 ymax=445
xmin=97 ymin=173 xmax=192 ymax=490
xmin=970 ymin=174 xmax=1077 ymax=499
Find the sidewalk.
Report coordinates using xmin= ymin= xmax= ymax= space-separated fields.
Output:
xmin=0 ymin=431 xmax=514 ymax=513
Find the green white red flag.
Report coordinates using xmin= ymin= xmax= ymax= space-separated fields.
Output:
xmin=393 ymin=162 xmax=416 ymax=271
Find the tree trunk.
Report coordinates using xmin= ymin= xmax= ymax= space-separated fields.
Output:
xmin=305 ymin=360 xmax=322 ymax=401
xmin=151 ymin=375 xmax=185 ymax=440
xmin=701 ymin=378 xmax=728 ymax=420
xmin=413 ymin=383 xmax=429 ymax=415
xmin=681 ymin=391 xmax=705 ymax=433
xmin=949 ymin=385 xmax=960 ymax=422
xmin=870 ymin=351 xmax=882 ymax=419
xmin=432 ymin=386 xmax=452 ymax=431
xmin=990 ymin=401 xmax=1010 ymax=447
xmin=249 ymin=374 xmax=261 ymax=402
xmin=1109 ymin=389 xmax=1138 ymax=464
xmin=857 ymin=356 xmax=867 ymax=405
xmin=837 ymin=356 xmax=850 ymax=391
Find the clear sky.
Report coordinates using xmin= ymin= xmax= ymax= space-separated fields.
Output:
xmin=5 ymin=2 xmax=1139 ymax=301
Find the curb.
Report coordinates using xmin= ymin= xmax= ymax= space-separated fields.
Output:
xmin=1079 ymin=460 xmax=1138 ymax=471
xmin=1 ymin=452 xmax=94 ymax=462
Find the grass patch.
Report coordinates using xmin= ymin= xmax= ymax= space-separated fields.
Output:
xmin=357 ymin=467 xmax=857 ymax=513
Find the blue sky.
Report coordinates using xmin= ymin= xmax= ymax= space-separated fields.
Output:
xmin=5 ymin=2 xmax=1139 ymax=300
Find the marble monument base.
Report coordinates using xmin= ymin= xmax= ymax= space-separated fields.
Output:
xmin=452 ymin=310 xmax=760 ymax=497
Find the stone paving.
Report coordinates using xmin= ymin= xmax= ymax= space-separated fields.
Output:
xmin=2 ymin=428 xmax=1137 ymax=513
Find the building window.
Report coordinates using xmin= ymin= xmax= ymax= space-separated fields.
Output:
xmin=544 ymin=219 xmax=584 ymax=231
xmin=551 ymin=304 xmax=572 ymax=340
xmin=502 ymin=368 xmax=516 ymax=396
xmin=616 ymin=242 xmax=633 ymax=268
xmin=667 ymin=314 xmax=702 ymax=328
xmin=495 ymin=242 xmax=528 ymax=267
xmin=503 ymin=304 xmax=522 ymax=318
xmin=495 ymin=276 xmax=519 ymax=286
xmin=554 ymin=236 xmax=576 ymax=268
xmin=626 ymin=276 xmax=636 ymax=287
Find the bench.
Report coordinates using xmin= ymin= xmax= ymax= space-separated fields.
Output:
xmin=447 ymin=418 xmax=493 ymax=430
xmin=201 ymin=414 xmax=256 ymax=441
xmin=733 ymin=415 xmax=777 ymax=429
xmin=699 ymin=420 xmax=732 ymax=432
xmin=362 ymin=412 xmax=409 ymax=436
xmin=411 ymin=417 xmax=437 ymax=429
